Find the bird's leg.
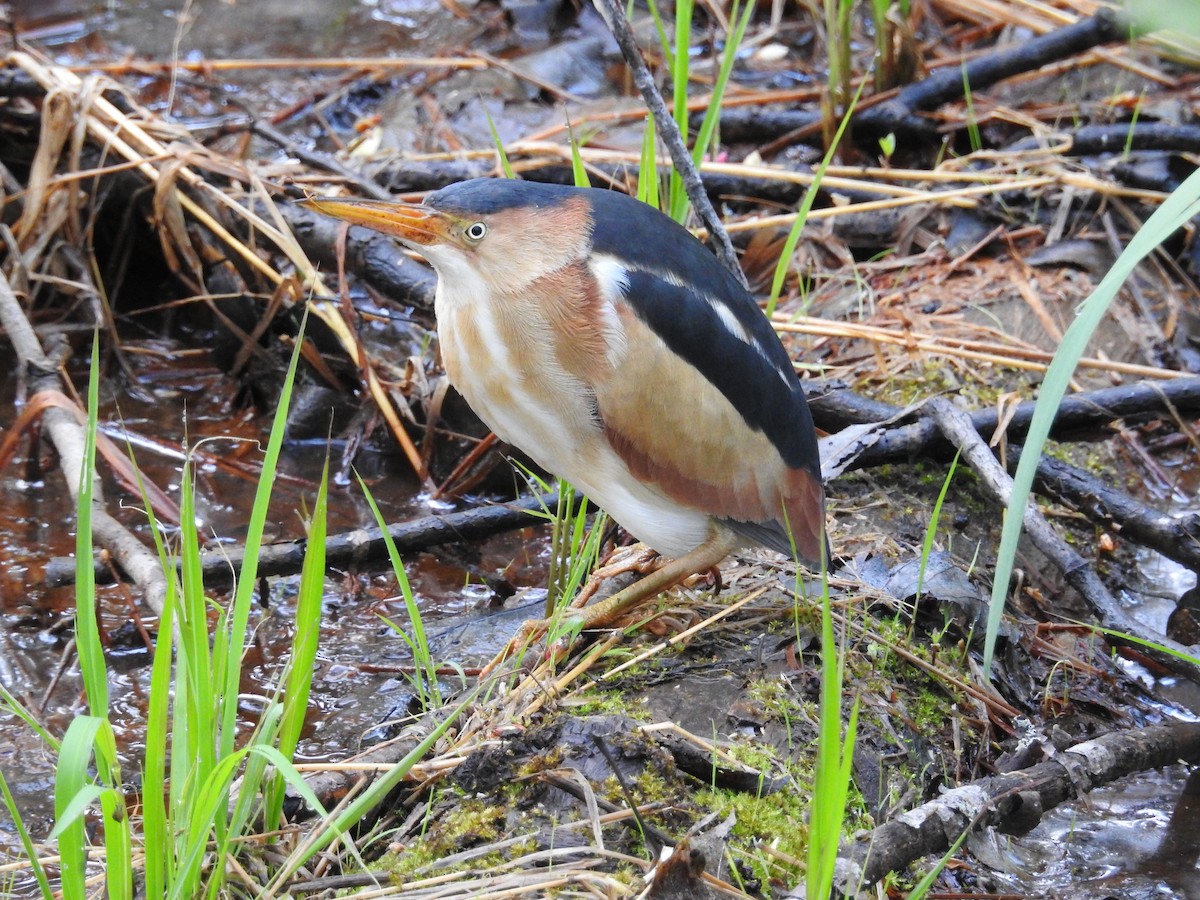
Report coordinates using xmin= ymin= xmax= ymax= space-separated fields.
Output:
xmin=479 ymin=530 xmax=739 ymax=677
xmin=571 ymin=543 xmax=659 ymax=608
xmin=562 ymin=529 xmax=740 ymax=631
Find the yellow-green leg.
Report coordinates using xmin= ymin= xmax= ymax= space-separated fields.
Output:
xmin=562 ymin=529 xmax=739 ymax=630
xmin=479 ymin=529 xmax=739 ymax=677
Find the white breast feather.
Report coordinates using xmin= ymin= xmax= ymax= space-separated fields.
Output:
xmin=434 ymin=247 xmax=713 ymax=557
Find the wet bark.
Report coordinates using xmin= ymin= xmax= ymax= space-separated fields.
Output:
xmin=834 ymin=721 xmax=1200 ymax=894
xmin=46 ymin=490 xmax=579 ymax=589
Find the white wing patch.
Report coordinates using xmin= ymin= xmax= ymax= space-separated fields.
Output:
xmin=706 ymin=296 xmax=750 ymax=344
xmin=588 ymin=253 xmax=632 ymax=367
xmin=589 ymin=252 xmax=630 ymax=299
xmin=597 ymin=251 xmax=795 ymax=386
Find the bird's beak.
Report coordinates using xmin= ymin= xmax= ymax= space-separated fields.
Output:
xmin=301 ymin=196 xmax=454 ymax=247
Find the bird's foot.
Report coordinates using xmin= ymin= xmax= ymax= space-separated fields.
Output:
xmin=478 ymin=533 xmax=738 ymax=679
xmin=572 ymin=543 xmax=660 ymax=609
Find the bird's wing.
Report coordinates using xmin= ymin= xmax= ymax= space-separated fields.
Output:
xmin=590 ymin=263 xmax=825 ymax=563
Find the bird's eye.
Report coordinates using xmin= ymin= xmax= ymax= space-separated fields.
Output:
xmin=464 ymin=222 xmax=487 ymax=241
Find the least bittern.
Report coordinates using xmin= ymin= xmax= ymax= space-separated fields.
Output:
xmin=306 ymin=179 xmax=826 ymax=631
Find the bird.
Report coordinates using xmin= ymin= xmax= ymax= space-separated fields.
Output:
xmin=304 ymin=178 xmax=826 ymax=630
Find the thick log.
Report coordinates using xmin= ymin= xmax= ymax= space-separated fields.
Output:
xmin=834 ymin=721 xmax=1200 ymax=893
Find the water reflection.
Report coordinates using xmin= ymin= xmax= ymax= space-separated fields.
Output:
xmin=991 ymin=765 xmax=1200 ymax=899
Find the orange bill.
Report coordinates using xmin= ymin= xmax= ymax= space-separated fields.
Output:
xmin=301 ymin=196 xmax=452 ymax=246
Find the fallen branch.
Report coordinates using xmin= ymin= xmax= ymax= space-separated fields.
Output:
xmin=856 ymin=10 xmax=1134 ymax=139
xmin=46 ymin=491 xmax=577 ymax=589
xmin=713 ymin=10 xmax=1134 ymax=146
xmin=926 ymin=396 xmax=1200 ymax=683
xmin=810 ymin=375 xmax=1200 ymax=466
xmin=834 ymin=720 xmax=1200 ymax=893
xmin=0 ymin=265 xmax=167 ymax=612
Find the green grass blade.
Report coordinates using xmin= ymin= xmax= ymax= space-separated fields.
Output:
xmin=170 ymin=749 xmax=252 ymax=900
xmin=53 ymin=715 xmax=106 ymax=898
xmin=1094 ymin=624 xmax=1200 ymax=665
xmin=806 ymin=567 xmax=857 ymax=899
xmin=0 ymin=767 xmax=53 ymax=898
xmin=667 ymin=0 xmax=695 ymax=221
xmin=637 ymin=112 xmax=659 ymax=208
xmin=690 ymin=0 xmax=755 ymax=163
xmin=568 ymin=121 xmax=591 ymax=187
xmin=0 ymin=683 xmax=60 ymax=751
xmin=961 ymin=64 xmax=981 ymax=153
xmin=229 ymin=702 xmax=284 ymax=843
xmin=913 ymin=450 xmax=960 ymax=619
xmin=984 ymin=165 xmax=1200 ymax=677
xmin=116 ymin=417 xmax=183 ymax=897
xmin=75 ymin=330 xmax=107 ymax=717
xmin=264 ymin=456 xmax=329 ymax=828
xmin=484 ymin=107 xmax=516 ymax=180
xmin=358 ymin=473 xmax=441 ymax=707
xmin=768 ymin=82 xmax=863 ymax=316
xmin=141 ymin=583 xmax=176 ymax=899
xmin=218 ymin=308 xmax=309 ymax=759
xmin=905 ymin=822 xmax=973 ymax=899
xmin=176 ymin=458 xmax=217 ymax=804
xmin=644 ymin=0 xmax=673 ymax=73
xmin=92 ymin=718 xmax=131 ymax=900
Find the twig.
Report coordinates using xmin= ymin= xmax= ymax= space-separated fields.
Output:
xmin=249 ymin=120 xmax=392 ymax=201
xmin=925 ymin=397 xmax=1200 ymax=684
xmin=591 ymin=0 xmax=747 ymax=288
xmin=0 ymin=265 xmax=167 ymax=612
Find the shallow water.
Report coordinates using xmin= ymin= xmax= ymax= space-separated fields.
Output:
xmin=984 ymin=765 xmax=1200 ymax=900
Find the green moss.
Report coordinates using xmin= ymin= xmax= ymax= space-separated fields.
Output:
xmin=382 ymin=797 xmax=509 ymax=881
xmin=616 ymin=765 xmax=680 ymax=809
xmin=693 ymin=784 xmax=812 ymax=887
xmin=515 ymin=745 xmax=565 ymax=779
xmin=562 ymin=688 xmax=650 ymax=719
xmin=909 ymin=685 xmax=950 ymax=732
xmin=747 ymin=677 xmax=803 ymax=722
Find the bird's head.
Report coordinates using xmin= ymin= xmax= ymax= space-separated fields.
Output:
xmin=303 ymin=180 xmax=595 ymax=298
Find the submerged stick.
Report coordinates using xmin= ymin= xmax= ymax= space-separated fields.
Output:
xmin=0 ymin=265 xmax=167 ymax=612
xmin=47 ymin=491 xmax=581 ymax=590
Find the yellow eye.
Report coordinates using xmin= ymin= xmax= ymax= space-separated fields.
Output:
xmin=465 ymin=222 xmax=487 ymax=241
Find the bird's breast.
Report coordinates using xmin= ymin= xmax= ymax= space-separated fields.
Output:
xmin=433 ymin=272 xmax=714 ymax=556
xmin=435 ymin=277 xmax=606 ymax=470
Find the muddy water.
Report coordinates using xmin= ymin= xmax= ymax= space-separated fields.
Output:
xmin=23 ymin=0 xmax=467 ymax=64
xmin=0 ymin=337 xmax=551 ymax=848
xmin=983 ymin=765 xmax=1200 ymax=899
